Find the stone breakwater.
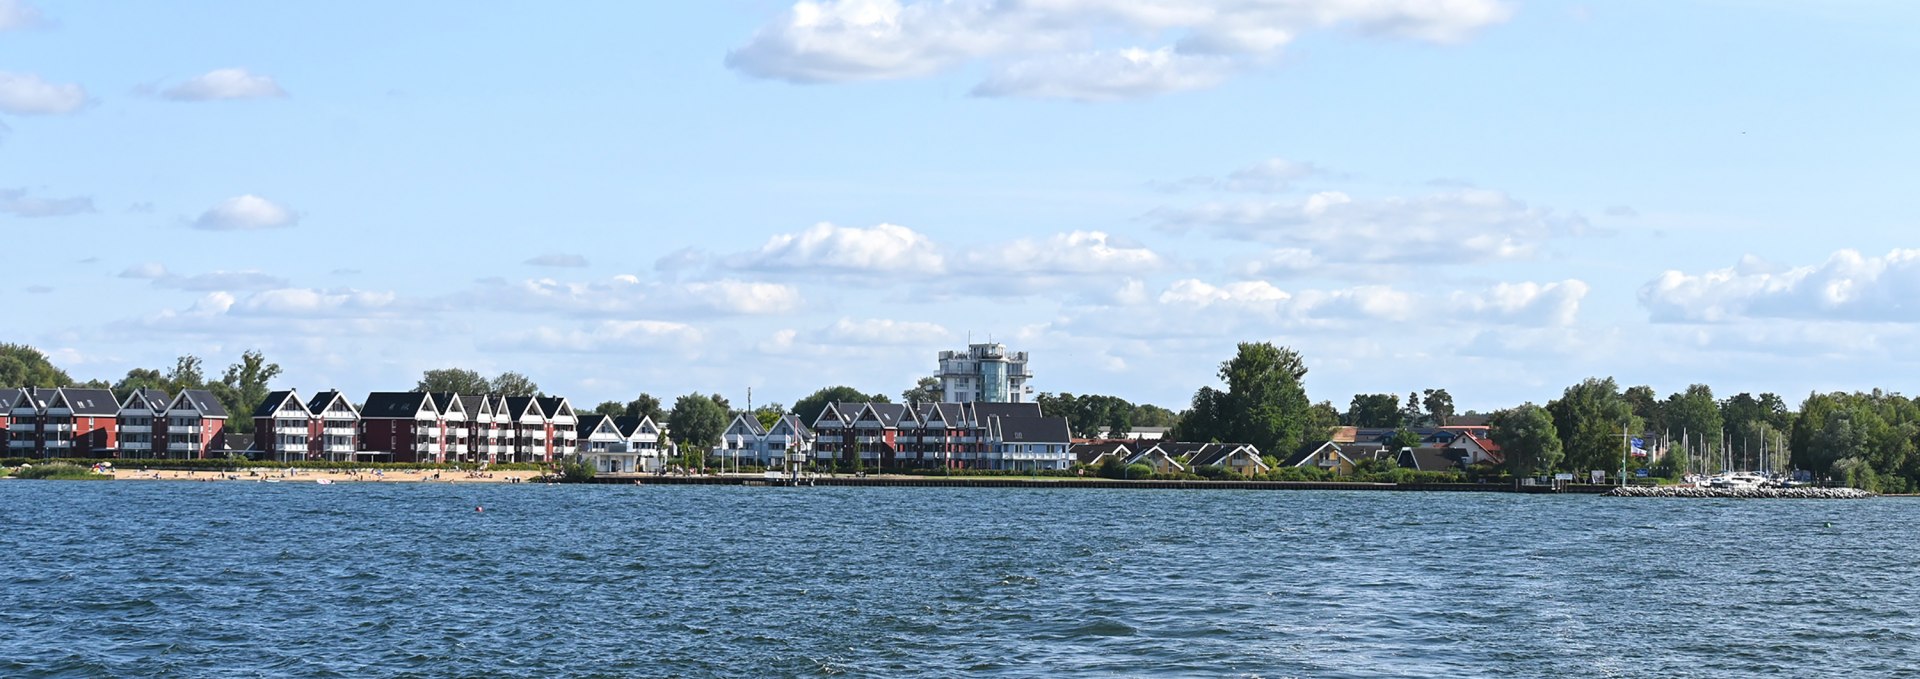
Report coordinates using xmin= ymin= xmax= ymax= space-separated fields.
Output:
xmin=1604 ymin=485 xmax=1874 ymax=499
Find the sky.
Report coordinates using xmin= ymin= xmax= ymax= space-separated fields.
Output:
xmin=3 ymin=0 xmax=1918 ymax=414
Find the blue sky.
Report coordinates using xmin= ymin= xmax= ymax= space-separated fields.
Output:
xmin=4 ymin=0 xmax=1918 ymax=413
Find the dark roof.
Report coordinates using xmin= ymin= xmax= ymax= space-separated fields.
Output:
xmin=174 ymin=389 xmax=229 ymax=418
xmin=62 ymin=388 xmax=120 ymax=416
xmin=306 ymin=390 xmax=349 ymax=415
xmin=430 ymin=392 xmax=461 ymax=416
xmin=613 ymin=416 xmax=655 ymax=438
xmin=773 ymin=414 xmax=812 ymax=437
xmin=868 ymin=403 xmax=908 ymax=427
xmin=216 ymin=432 xmax=258 ymax=453
xmin=124 ymin=388 xmax=171 ymax=412
xmin=1191 ymin=443 xmax=1262 ymax=467
xmin=578 ymin=414 xmax=612 ymax=435
xmin=728 ymin=413 xmax=767 ymax=437
xmin=536 ymin=396 xmax=571 ymax=418
xmin=505 ymin=396 xmax=542 ymax=419
xmin=0 ymin=388 xmax=20 ymax=410
xmin=1071 ymin=441 xmax=1131 ymax=465
xmin=973 ymin=402 xmax=1042 ymax=423
xmin=997 ymin=416 xmax=1070 ymax=444
xmin=1155 ymin=442 xmax=1212 ymax=458
xmin=458 ymin=394 xmax=487 ymax=417
xmin=1284 ymin=440 xmax=1339 ymax=467
xmin=1397 ymin=446 xmax=1464 ymax=472
xmin=251 ymin=390 xmax=303 ymax=418
xmin=362 ymin=392 xmax=434 ymax=419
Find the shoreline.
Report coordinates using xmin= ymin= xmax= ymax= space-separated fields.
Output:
xmin=100 ymin=467 xmax=543 ymax=484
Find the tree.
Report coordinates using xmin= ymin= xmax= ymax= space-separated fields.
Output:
xmin=1305 ymin=401 xmax=1341 ymax=443
xmin=164 ymin=355 xmax=207 ymax=393
xmin=1389 ymin=429 xmax=1421 ymax=450
xmin=1547 ymin=377 xmax=1642 ymax=475
xmin=793 ymin=386 xmax=888 ymax=425
xmin=1400 ymin=391 xmax=1426 ymax=428
xmin=1624 ymin=385 xmax=1663 ymax=433
xmin=753 ymin=403 xmax=787 ymax=430
xmin=1422 ymin=389 xmax=1456 ymax=427
xmin=1664 ymin=384 xmax=1724 ymax=470
xmin=593 ymin=401 xmax=625 ymax=417
xmin=112 ymin=368 xmax=167 ymax=399
xmin=417 ymin=368 xmax=491 ymax=394
xmin=901 ymin=376 xmax=942 ymax=404
xmin=489 ymin=371 xmax=541 ymax=396
xmin=0 ymin=344 xmax=74 ymax=388
xmin=1178 ymin=343 xmax=1315 ymax=456
xmin=626 ymin=393 xmax=666 ymax=422
xmin=668 ymin=393 xmax=729 ymax=465
xmin=1346 ymin=393 xmax=1402 ymax=428
xmin=213 ymin=350 xmax=282 ymax=435
xmin=1492 ymin=403 xmax=1562 ymax=478
xmin=1130 ymin=403 xmax=1179 ymax=429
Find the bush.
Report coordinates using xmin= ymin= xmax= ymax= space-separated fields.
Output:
xmin=558 ymin=459 xmax=597 ymax=483
xmin=1124 ymin=463 xmax=1154 ymax=480
xmin=10 ymin=463 xmax=112 ymax=480
xmin=1097 ymin=458 xmax=1126 ymax=480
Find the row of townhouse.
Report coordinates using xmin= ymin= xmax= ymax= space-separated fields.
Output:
xmin=1 ymin=385 xmax=592 ymax=464
xmin=1073 ymin=441 xmax=1274 ymax=477
xmin=1284 ymin=426 xmax=1505 ymax=476
xmin=711 ymin=401 xmax=1075 ymax=471
xmin=264 ymin=390 xmax=583 ymax=464
xmin=575 ymin=414 xmax=667 ymax=473
xmin=2 ymin=387 xmax=229 ymax=459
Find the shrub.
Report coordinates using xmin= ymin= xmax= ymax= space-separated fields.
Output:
xmin=10 ymin=463 xmax=112 ymax=480
xmin=1124 ymin=463 xmax=1154 ymax=480
xmin=558 ymin=459 xmax=597 ymax=483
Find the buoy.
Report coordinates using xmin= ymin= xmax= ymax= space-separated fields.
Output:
xmin=476 ymin=506 xmax=484 ymax=513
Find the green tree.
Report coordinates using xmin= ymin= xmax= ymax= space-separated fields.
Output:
xmin=592 ymin=400 xmax=625 ymax=417
xmin=1304 ymin=400 xmax=1341 ymax=443
xmin=1388 ymin=429 xmax=1421 ymax=450
xmin=668 ymin=393 xmax=730 ymax=464
xmin=489 ymin=371 xmax=541 ymax=396
xmin=213 ymin=350 xmax=282 ymax=435
xmin=1346 ymin=393 xmax=1402 ymax=428
xmin=1178 ymin=343 xmax=1315 ymax=456
xmin=0 ymin=344 xmax=74 ymax=388
xmin=417 ymin=368 xmax=491 ymax=394
xmin=1664 ymin=384 xmax=1724 ymax=470
xmin=1400 ymin=391 xmax=1426 ymax=427
xmin=112 ymin=368 xmax=167 ymax=399
xmin=1422 ymin=389 xmax=1456 ymax=426
xmin=625 ymin=393 xmax=666 ymax=422
xmin=1624 ymin=385 xmax=1663 ymax=433
xmin=1492 ymin=403 xmax=1562 ymax=478
xmin=164 ymin=355 xmax=207 ymax=393
xmin=901 ymin=376 xmax=942 ymax=404
xmin=1130 ymin=403 xmax=1179 ymax=428
xmin=792 ymin=386 xmax=888 ymax=425
xmin=753 ymin=403 xmax=787 ymax=430
xmin=1547 ymin=377 xmax=1642 ymax=474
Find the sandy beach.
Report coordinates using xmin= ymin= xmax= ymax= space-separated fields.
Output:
xmin=107 ymin=467 xmax=544 ymax=484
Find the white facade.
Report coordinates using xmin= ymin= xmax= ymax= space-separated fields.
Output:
xmin=937 ymin=342 xmax=1033 ymax=403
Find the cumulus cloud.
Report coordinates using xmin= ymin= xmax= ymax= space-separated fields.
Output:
xmin=1154 ymin=188 xmax=1588 ymax=265
xmin=233 ymin=288 xmax=397 ymax=317
xmin=1640 ymin=249 xmax=1920 ymax=323
xmin=0 ymin=0 xmax=44 ymax=31
xmin=0 ymin=188 xmax=93 ymax=217
xmin=0 ymin=71 xmax=87 ymax=115
xmin=525 ymin=254 xmax=589 ymax=268
xmin=968 ymin=230 xmax=1162 ymax=274
xmin=1451 ymin=280 xmax=1588 ymax=327
xmin=681 ymin=280 xmax=803 ymax=315
xmin=471 ymin=275 xmax=801 ymax=317
xmin=744 ymin=222 xmax=944 ymax=274
xmin=160 ymin=68 xmax=287 ymax=101
xmin=727 ymin=0 xmax=1510 ymax=100
xmin=821 ymin=317 xmax=950 ymax=345
xmin=193 ymin=194 xmax=298 ymax=230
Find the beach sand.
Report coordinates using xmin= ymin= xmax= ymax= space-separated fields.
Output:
xmin=107 ymin=467 xmax=544 ymax=484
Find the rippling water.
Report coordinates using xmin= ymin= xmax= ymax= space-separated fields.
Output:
xmin=1 ymin=481 xmax=1915 ymax=677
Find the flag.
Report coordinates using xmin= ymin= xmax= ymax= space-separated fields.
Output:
xmin=1631 ymin=437 xmax=1647 ymax=457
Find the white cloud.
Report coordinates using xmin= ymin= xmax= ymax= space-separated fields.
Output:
xmin=727 ymin=0 xmax=1510 ymax=100
xmin=0 ymin=1 xmax=44 ymax=31
xmin=117 ymin=264 xmax=289 ymax=292
xmin=1154 ymin=188 xmax=1588 ymax=264
xmin=1233 ymin=247 xmax=1319 ymax=278
xmin=525 ymin=254 xmax=590 ymax=268
xmin=681 ymin=280 xmax=803 ymax=315
xmin=822 ymin=317 xmax=950 ymax=345
xmin=491 ymin=320 xmax=705 ymax=354
xmin=973 ymin=48 xmax=1237 ymax=101
xmin=471 ymin=275 xmax=800 ymax=317
xmin=1640 ymin=249 xmax=1920 ymax=323
xmin=0 ymin=188 xmax=93 ymax=217
xmin=193 ymin=194 xmax=298 ymax=230
xmin=161 ymin=68 xmax=287 ymax=101
xmin=0 ymin=71 xmax=87 ymax=115
xmin=969 ymin=230 xmax=1162 ymax=274
xmin=232 ymin=288 xmax=398 ymax=317
xmin=745 ymin=222 xmax=944 ymax=273
xmin=118 ymin=263 xmax=170 ymax=280
xmin=1451 ymin=279 xmax=1588 ymax=327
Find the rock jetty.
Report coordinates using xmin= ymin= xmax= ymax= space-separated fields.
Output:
xmin=1603 ymin=485 xmax=1874 ymax=499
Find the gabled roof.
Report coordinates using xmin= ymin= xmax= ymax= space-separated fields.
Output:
xmin=61 ymin=388 xmax=120 ymax=416
xmin=1284 ymin=440 xmax=1348 ymax=468
xmin=306 ymin=390 xmax=359 ymax=418
xmin=0 ymin=388 xmax=21 ymax=411
xmin=1191 ymin=443 xmax=1269 ymax=470
xmin=972 ymin=401 xmax=1042 ymax=424
xmin=1397 ymin=446 xmax=1465 ymax=472
xmin=459 ymin=394 xmax=489 ymax=418
xmin=1125 ymin=445 xmax=1186 ymax=470
xmin=813 ymin=403 xmax=854 ymax=429
xmin=869 ymin=402 xmax=909 ymax=428
xmin=766 ymin=413 xmax=812 ymax=438
xmin=536 ymin=396 xmax=573 ymax=420
xmin=1071 ymin=441 xmax=1131 ymax=465
xmin=251 ymin=390 xmax=307 ymax=418
xmin=505 ymin=396 xmax=545 ymax=420
xmin=429 ymin=392 xmax=464 ymax=417
xmin=724 ymin=413 xmax=767 ymax=438
xmin=578 ymin=414 xmax=621 ymax=438
xmin=121 ymin=388 xmax=171 ymax=412
xmin=613 ymin=415 xmax=657 ymax=438
xmin=361 ymin=392 xmax=435 ymax=419
xmin=996 ymin=416 xmax=1071 ymax=444
xmin=171 ymin=389 xmax=229 ymax=418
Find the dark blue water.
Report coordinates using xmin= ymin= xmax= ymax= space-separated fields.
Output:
xmin=1 ymin=482 xmax=1915 ymax=677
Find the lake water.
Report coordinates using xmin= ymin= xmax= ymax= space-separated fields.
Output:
xmin=1 ymin=481 xmax=1915 ymax=677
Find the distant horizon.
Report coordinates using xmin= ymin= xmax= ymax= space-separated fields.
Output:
xmin=5 ymin=2 xmax=1917 ymax=415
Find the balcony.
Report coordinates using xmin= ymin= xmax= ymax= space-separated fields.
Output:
xmin=46 ymin=423 xmax=73 ymax=432
xmin=276 ymin=426 xmax=306 ymax=436
xmin=121 ymin=425 xmax=151 ymax=434
xmin=10 ymin=423 xmax=35 ymax=433
xmin=46 ymin=440 xmax=72 ymax=448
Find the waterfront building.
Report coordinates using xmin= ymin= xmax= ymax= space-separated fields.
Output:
xmin=5 ymin=387 xmax=119 ymax=458
xmin=536 ymin=396 xmax=579 ymax=459
xmin=251 ymin=389 xmax=312 ymax=462
xmin=577 ymin=414 xmax=645 ymax=473
xmin=0 ymin=388 xmax=16 ymax=451
xmin=456 ymin=395 xmax=497 ymax=464
xmin=118 ymin=388 xmax=171 ymax=459
xmin=305 ymin=390 xmax=361 ymax=462
xmin=429 ymin=392 xmax=471 ymax=462
xmin=613 ymin=415 xmax=664 ymax=472
xmin=810 ymin=400 xmax=1071 ymax=471
xmin=359 ymin=392 xmax=445 ymax=463
xmin=1189 ymin=443 xmax=1271 ymax=476
xmin=1123 ymin=444 xmax=1188 ymax=475
xmin=936 ymin=342 xmax=1033 ymax=403
xmin=163 ymin=390 xmax=229 ymax=459
xmin=714 ymin=413 xmax=769 ymax=468
xmin=503 ymin=396 xmax=549 ymax=463
xmin=1072 ymin=441 xmax=1133 ymax=467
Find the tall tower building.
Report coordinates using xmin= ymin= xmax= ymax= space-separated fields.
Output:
xmin=936 ymin=343 xmax=1033 ymax=403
